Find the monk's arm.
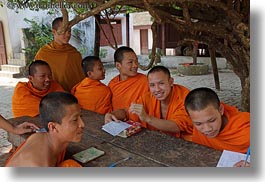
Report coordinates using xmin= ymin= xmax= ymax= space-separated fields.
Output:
xmin=0 ymin=115 xmax=15 ymax=133
xmin=129 ymin=104 xmax=180 ymax=133
xmin=144 ymin=116 xmax=180 ymax=133
xmin=0 ymin=115 xmax=39 ymax=134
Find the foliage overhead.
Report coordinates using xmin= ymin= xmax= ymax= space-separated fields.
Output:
xmin=2 ymin=0 xmax=250 ymax=111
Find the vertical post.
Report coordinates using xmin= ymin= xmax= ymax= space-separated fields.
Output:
xmin=126 ymin=14 xmax=130 ymax=47
xmin=193 ymin=41 xmax=198 ymax=65
xmin=209 ymin=47 xmax=220 ymax=90
xmin=161 ymin=23 xmax=166 ymax=55
xmin=94 ymin=14 xmax=100 ymax=57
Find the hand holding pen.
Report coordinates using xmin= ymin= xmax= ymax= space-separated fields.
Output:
xmin=233 ymin=147 xmax=251 ymax=167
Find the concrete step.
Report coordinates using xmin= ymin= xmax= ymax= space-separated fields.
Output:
xmin=7 ymin=59 xmax=27 ymax=66
xmin=1 ymin=64 xmax=26 ymax=73
xmin=0 ymin=71 xmax=23 ymax=78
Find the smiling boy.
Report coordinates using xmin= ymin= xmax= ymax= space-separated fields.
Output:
xmin=12 ymin=60 xmax=64 ymax=118
xmin=108 ymin=46 xmax=149 ymax=111
xmin=6 ymin=92 xmax=84 ymax=167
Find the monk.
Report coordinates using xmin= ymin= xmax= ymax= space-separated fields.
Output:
xmin=105 ymin=66 xmax=193 ymax=141
xmin=184 ymin=87 xmax=250 ymax=153
xmin=35 ymin=17 xmax=85 ymax=91
xmin=12 ymin=60 xmax=64 ymax=118
xmin=0 ymin=114 xmax=39 ymax=134
xmin=71 ymin=56 xmax=112 ymax=114
xmin=6 ymin=92 xmax=84 ymax=167
xmin=108 ymin=46 xmax=149 ymax=111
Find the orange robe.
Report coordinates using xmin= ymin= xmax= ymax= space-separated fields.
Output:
xmin=108 ymin=73 xmax=149 ymax=111
xmin=192 ymin=104 xmax=250 ymax=153
xmin=71 ymin=77 xmax=112 ymax=114
xmin=35 ymin=41 xmax=85 ymax=91
xmin=130 ymin=84 xmax=193 ymax=140
xmin=12 ymin=81 xmax=64 ymax=118
xmin=5 ymin=140 xmax=80 ymax=167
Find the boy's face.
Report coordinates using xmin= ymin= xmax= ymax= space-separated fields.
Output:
xmin=187 ymin=104 xmax=224 ymax=138
xmin=29 ymin=65 xmax=52 ymax=91
xmin=52 ymin=21 xmax=71 ymax=45
xmin=88 ymin=61 xmax=105 ymax=80
xmin=148 ymin=71 xmax=174 ymax=102
xmin=56 ymin=104 xmax=84 ymax=143
xmin=116 ymin=51 xmax=138 ymax=80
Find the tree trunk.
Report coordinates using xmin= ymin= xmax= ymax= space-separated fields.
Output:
xmin=94 ymin=14 xmax=100 ymax=57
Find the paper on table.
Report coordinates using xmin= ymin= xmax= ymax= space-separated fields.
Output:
xmin=102 ymin=121 xmax=132 ymax=136
xmin=217 ymin=150 xmax=251 ymax=167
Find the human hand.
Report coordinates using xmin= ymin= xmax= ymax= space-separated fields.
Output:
xmin=13 ymin=122 xmax=40 ymax=135
xmin=233 ymin=160 xmax=250 ymax=167
xmin=129 ymin=103 xmax=149 ymax=122
xmin=104 ymin=113 xmax=120 ymax=124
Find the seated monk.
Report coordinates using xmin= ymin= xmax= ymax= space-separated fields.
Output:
xmin=71 ymin=56 xmax=112 ymax=114
xmin=108 ymin=46 xmax=149 ymax=111
xmin=105 ymin=66 xmax=193 ymax=141
xmin=34 ymin=17 xmax=85 ymax=91
xmin=12 ymin=60 xmax=64 ymax=118
xmin=5 ymin=92 xmax=84 ymax=167
xmin=184 ymin=87 xmax=250 ymax=153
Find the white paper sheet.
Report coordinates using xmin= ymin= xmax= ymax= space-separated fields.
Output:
xmin=217 ymin=150 xmax=251 ymax=167
xmin=102 ymin=121 xmax=132 ymax=136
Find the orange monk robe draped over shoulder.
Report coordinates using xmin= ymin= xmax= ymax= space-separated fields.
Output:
xmin=35 ymin=41 xmax=85 ymax=92
xmin=192 ymin=103 xmax=250 ymax=153
xmin=71 ymin=77 xmax=112 ymax=114
xmin=129 ymin=84 xmax=193 ymax=141
xmin=108 ymin=73 xmax=149 ymax=111
xmin=12 ymin=81 xmax=64 ymax=118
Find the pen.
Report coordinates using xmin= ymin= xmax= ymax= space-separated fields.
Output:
xmin=108 ymin=156 xmax=131 ymax=167
xmin=244 ymin=147 xmax=250 ymax=167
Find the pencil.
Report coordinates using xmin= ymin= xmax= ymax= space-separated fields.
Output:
xmin=244 ymin=147 xmax=250 ymax=167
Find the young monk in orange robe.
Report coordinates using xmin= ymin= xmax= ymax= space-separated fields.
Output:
xmin=6 ymin=92 xmax=84 ymax=167
xmin=35 ymin=17 xmax=85 ymax=92
xmin=71 ymin=56 xmax=112 ymax=114
xmin=108 ymin=46 xmax=149 ymax=111
xmin=105 ymin=66 xmax=193 ymax=141
xmin=184 ymin=87 xmax=250 ymax=153
xmin=12 ymin=60 xmax=64 ymax=118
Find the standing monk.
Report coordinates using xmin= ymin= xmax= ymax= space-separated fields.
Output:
xmin=35 ymin=17 xmax=85 ymax=91
xmin=184 ymin=87 xmax=250 ymax=153
xmin=108 ymin=46 xmax=149 ymax=112
xmin=12 ymin=60 xmax=64 ymax=118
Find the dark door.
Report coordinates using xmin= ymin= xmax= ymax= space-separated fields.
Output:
xmin=0 ymin=21 xmax=7 ymax=65
xmin=140 ymin=29 xmax=148 ymax=55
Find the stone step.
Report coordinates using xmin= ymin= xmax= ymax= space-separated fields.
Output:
xmin=0 ymin=71 xmax=23 ymax=78
xmin=1 ymin=65 xmax=26 ymax=73
xmin=7 ymin=59 xmax=27 ymax=66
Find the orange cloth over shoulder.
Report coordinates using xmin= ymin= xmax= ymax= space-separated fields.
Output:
xmin=108 ymin=73 xmax=149 ymax=111
xmin=12 ymin=81 xmax=64 ymax=118
xmin=130 ymin=84 xmax=193 ymax=140
xmin=35 ymin=41 xmax=85 ymax=91
xmin=192 ymin=103 xmax=250 ymax=153
xmin=71 ymin=77 xmax=112 ymax=114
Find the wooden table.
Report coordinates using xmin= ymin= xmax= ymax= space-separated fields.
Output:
xmin=7 ymin=109 xmax=222 ymax=167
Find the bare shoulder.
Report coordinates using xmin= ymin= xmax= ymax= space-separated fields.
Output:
xmin=7 ymin=133 xmax=49 ymax=167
